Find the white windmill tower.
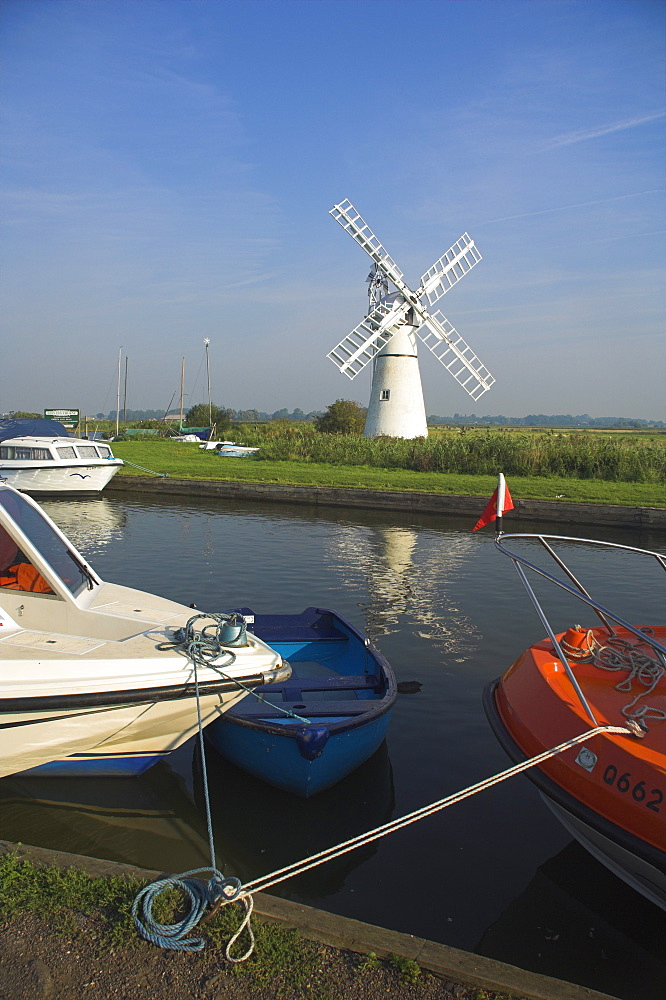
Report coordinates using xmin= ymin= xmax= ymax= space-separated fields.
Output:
xmin=327 ymin=199 xmax=495 ymax=438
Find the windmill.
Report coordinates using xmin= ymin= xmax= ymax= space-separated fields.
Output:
xmin=327 ymin=199 xmax=495 ymax=438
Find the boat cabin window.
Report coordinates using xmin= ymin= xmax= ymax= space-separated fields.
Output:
xmin=0 ymin=524 xmax=53 ymax=594
xmin=56 ymin=446 xmax=77 ymax=460
xmin=0 ymin=446 xmax=53 ymax=461
xmin=0 ymin=491 xmax=92 ymax=597
xmin=76 ymin=446 xmax=99 ymax=459
xmin=96 ymin=445 xmax=112 ymax=458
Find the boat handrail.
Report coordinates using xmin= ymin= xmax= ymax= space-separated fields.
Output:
xmin=495 ymin=533 xmax=666 ymax=727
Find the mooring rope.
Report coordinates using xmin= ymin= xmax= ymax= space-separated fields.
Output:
xmin=232 ymin=724 xmax=631 ymax=901
xmin=120 ymin=459 xmax=168 ymax=477
xmin=135 ymin=624 xmax=632 ymax=958
xmin=133 ymin=614 xmax=255 ymax=958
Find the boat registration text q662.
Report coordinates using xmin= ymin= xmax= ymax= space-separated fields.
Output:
xmin=602 ymin=765 xmax=663 ymax=813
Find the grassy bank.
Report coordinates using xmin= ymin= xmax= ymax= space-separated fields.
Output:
xmin=0 ymin=854 xmax=512 ymax=1000
xmin=0 ymin=853 xmax=326 ymax=983
xmin=112 ymin=439 xmax=666 ymax=508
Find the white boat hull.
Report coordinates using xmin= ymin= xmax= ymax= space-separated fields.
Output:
xmin=4 ymin=686 xmax=249 ymax=778
xmin=1 ymin=628 xmax=291 ymax=779
xmin=543 ymin=796 xmax=666 ymax=912
xmin=0 ymin=461 xmax=122 ymax=494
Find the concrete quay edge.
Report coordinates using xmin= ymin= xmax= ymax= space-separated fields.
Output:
xmin=108 ymin=475 xmax=666 ymax=531
xmin=0 ymin=840 xmax=619 ymax=1000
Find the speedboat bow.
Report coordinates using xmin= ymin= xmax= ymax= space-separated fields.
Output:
xmin=484 ymin=533 xmax=666 ymax=911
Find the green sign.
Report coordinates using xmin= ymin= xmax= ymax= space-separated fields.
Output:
xmin=44 ymin=408 xmax=80 ymax=429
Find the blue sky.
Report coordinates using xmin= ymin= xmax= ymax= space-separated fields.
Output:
xmin=2 ymin=0 xmax=664 ymax=420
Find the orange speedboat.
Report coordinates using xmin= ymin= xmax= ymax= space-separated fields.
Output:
xmin=484 ymin=534 xmax=666 ymax=911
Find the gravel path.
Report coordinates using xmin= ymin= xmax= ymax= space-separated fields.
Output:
xmin=0 ymin=912 xmax=509 ymax=1000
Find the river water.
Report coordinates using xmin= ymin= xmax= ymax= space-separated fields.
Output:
xmin=2 ymin=493 xmax=665 ymax=998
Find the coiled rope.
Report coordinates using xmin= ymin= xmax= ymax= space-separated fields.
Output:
xmin=157 ymin=612 xmax=310 ymax=723
xmin=132 ymin=870 xmax=249 ymax=955
xmin=560 ymin=627 xmax=666 ymax=724
xmin=592 ymin=632 xmax=666 ymax=724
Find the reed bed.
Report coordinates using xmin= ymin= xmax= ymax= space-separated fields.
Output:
xmin=234 ymin=425 xmax=666 ymax=483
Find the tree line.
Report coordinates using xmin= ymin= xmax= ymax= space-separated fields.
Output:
xmin=9 ymin=405 xmax=664 ymax=432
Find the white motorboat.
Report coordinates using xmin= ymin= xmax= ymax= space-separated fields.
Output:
xmin=217 ymin=447 xmax=259 ymax=457
xmin=196 ymin=440 xmax=259 ymax=456
xmin=215 ymin=443 xmax=259 ymax=457
xmin=0 ymin=419 xmax=123 ymax=494
xmin=0 ymin=483 xmax=290 ymax=778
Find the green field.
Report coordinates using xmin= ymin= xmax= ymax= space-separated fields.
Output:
xmin=111 ymin=437 xmax=666 ymax=508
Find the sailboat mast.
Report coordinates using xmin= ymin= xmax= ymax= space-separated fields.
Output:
xmin=204 ymin=338 xmax=212 ymax=426
xmin=122 ymin=355 xmax=129 ymax=423
xmin=179 ymin=357 xmax=185 ymax=428
xmin=115 ymin=347 xmax=122 ymax=437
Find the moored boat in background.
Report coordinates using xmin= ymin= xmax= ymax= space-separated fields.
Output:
xmin=0 ymin=418 xmax=123 ymax=494
xmin=484 ymin=533 xmax=666 ymax=911
xmin=196 ymin=440 xmax=259 ymax=456
xmin=216 ymin=443 xmax=259 ymax=457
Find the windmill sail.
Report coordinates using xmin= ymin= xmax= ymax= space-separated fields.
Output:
xmin=419 ymin=234 xmax=482 ymax=306
xmin=327 ymin=300 xmax=410 ymax=379
xmin=330 ymin=200 xmax=415 ymax=303
xmin=418 ymin=310 xmax=495 ymax=401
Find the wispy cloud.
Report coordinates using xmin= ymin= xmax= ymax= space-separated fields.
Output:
xmin=543 ymin=112 xmax=665 ymax=149
xmin=481 ymin=189 xmax=663 ymax=225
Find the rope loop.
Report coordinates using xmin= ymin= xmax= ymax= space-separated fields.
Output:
xmin=217 ymin=875 xmax=243 ymax=901
xmin=225 ymin=894 xmax=255 ymax=964
xmin=132 ymin=868 xmax=227 ymax=952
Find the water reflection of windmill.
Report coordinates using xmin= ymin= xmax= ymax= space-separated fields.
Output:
xmin=327 ymin=525 xmax=481 ymax=655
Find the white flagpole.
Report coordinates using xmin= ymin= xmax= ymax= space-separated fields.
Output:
xmin=495 ymin=472 xmax=506 ymax=534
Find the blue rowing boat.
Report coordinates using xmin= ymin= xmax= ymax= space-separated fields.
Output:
xmin=205 ymin=607 xmax=397 ymax=797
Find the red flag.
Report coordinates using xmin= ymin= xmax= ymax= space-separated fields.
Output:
xmin=472 ymin=477 xmax=514 ymax=532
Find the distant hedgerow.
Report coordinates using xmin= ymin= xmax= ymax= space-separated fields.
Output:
xmin=230 ymin=424 xmax=666 ymax=483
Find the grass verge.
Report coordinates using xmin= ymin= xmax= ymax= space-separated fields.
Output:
xmin=0 ymin=854 xmax=335 ymax=989
xmin=112 ymin=440 xmax=666 ymax=508
xmin=0 ymin=854 xmax=406 ymax=998
xmin=0 ymin=854 xmax=526 ymax=999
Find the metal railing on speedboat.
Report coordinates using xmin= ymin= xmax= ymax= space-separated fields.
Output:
xmin=495 ymin=533 xmax=666 ymax=726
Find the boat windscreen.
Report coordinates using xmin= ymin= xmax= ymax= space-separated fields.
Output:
xmin=0 ymin=491 xmax=93 ymax=597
